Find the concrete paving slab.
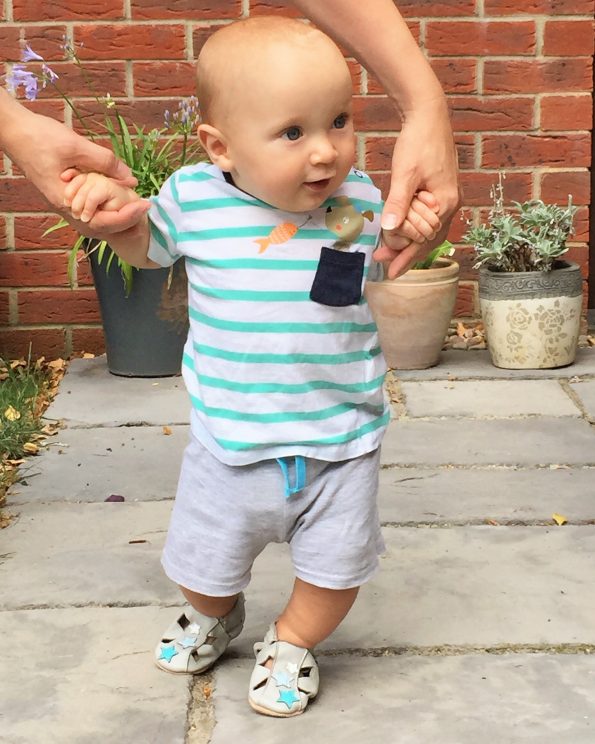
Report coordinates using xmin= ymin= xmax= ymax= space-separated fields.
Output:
xmin=4 ymin=503 xmax=594 ymax=648
xmin=206 ymin=654 xmax=595 ymax=744
xmin=569 ymin=379 xmax=595 ymax=421
xmin=381 ymin=417 xmax=595 ymax=466
xmin=400 ymin=380 xmax=579 ymax=418
xmin=11 ymin=425 xmax=187 ymax=505
xmin=393 ymin=347 xmax=595 ymax=380
xmin=47 ymin=357 xmax=189 ymax=427
xmin=0 ymin=607 xmax=189 ymax=744
xmin=377 ymin=466 xmax=595 ymax=523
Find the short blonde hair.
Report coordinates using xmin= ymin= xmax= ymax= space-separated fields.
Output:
xmin=196 ymin=17 xmax=339 ymax=125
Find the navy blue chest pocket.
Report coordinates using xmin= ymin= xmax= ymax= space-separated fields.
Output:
xmin=309 ymin=246 xmax=365 ymax=307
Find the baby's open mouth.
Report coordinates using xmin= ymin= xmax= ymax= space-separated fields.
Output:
xmin=304 ymin=178 xmax=331 ymax=191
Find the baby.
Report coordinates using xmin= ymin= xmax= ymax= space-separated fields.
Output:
xmin=63 ymin=16 xmax=440 ymax=717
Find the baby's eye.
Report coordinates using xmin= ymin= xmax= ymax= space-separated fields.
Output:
xmin=283 ymin=126 xmax=302 ymax=141
xmin=333 ymin=114 xmax=348 ymax=129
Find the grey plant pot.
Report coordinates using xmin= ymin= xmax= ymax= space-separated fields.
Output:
xmin=478 ymin=260 xmax=583 ymax=369
xmin=90 ymin=252 xmax=188 ymax=377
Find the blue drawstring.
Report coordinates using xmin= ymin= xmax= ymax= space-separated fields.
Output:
xmin=276 ymin=456 xmax=307 ymax=499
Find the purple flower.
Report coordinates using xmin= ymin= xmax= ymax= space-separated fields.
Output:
xmin=42 ymin=63 xmax=59 ymax=84
xmin=21 ymin=44 xmax=44 ymax=63
xmin=5 ymin=64 xmax=39 ymax=100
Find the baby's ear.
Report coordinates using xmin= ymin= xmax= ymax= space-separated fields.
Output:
xmin=197 ymin=124 xmax=233 ymax=170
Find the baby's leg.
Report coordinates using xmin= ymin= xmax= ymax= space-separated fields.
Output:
xmin=180 ymin=585 xmax=239 ymax=618
xmin=275 ymin=577 xmax=358 ymax=649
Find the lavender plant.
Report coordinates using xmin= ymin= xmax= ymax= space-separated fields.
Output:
xmin=463 ymin=174 xmax=577 ymax=273
xmin=5 ymin=41 xmax=204 ymax=293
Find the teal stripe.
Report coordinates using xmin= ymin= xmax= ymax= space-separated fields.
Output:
xmin=189 ymin=306 xmax=375 ymax=333
xmin=186 ymin=257 xmax=370 ymax=277
xmin=190 ymin=283 xmax=313 ymax=302
xmin=170 ymin=173 xmax=181 ymax=205
xmin=194 ymin=343 xmax=382 ymax=365
xmin=345 ymin=171 xmax=373 ymax=184
xmin=177 ymin=170 xmax=216 ymax=183
xmin=183 ymin=353 xmax=385 ymax=394
xmin=187 ymin=257 xmax=319 ymax=270
xmin=154 ymin=201 xmax=179 ymax=245
xmin=189 ymin=394 xmax=384 ymax=424
xmin=179 ymin=196 xmax=263 ymax=212
xmin=213 ymin=410 xmax=390 ymax=451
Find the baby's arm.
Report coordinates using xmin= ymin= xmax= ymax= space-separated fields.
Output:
xmin=63 ymin=171 xmax=158 ymax=268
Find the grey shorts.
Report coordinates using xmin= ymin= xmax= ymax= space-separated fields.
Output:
xmin=161 ymin=435 xmax=385 ymax=596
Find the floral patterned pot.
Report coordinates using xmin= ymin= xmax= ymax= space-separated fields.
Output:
xmin=479 ymin=261 xmax=582 ymax=369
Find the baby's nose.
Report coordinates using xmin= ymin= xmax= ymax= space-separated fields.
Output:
xmin=310 ymin=136 xmax=336 ymax=165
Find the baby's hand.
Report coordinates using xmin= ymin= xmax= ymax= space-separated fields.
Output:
xmin=62 ymin=169 xmax=141 ymax=224
xmin=382 ymin=190 xmax=440 ymax=246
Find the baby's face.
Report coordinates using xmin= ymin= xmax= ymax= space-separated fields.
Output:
xmin=215 ymin=36 xmax=355 ymax=213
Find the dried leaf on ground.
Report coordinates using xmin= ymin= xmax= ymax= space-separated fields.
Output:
xmin=552 ymin=513 xmax=568 ymax=526
xmin=163 ymin=426 xmax=172 ymax=435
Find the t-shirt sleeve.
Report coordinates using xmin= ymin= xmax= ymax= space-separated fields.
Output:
xmin=147 ymin=172 xmax=183 ymax=267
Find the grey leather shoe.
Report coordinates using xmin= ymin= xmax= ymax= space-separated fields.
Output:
xmin=248 ymin=623 xmax=319 ymax=717
xmin=155 ymin=593 xmax=245 ymax=674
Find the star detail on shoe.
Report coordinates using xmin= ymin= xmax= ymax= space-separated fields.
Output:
xmin=187 ymin=622 xmax=201 ymax=635
xmin=286 ymin=662 xmax=299 ymax=674
xmin=272 ymin=670 xmax=294 ymax=688
xmin=179 ymin=634 xmax=198 ymax=649
xmin=277 ymin=688 xmax=300 ymax=709
xmin=159 ymin=644 xmax=179 ymax=662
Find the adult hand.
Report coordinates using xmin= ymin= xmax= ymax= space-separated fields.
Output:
xmin=3 ymin=101 xmax=148 ymax=236
xmin=374 ymin=100 xmax=462 ymax=279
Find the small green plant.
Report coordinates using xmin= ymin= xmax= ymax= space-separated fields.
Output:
xmin=0 ymin=356 xmax=60 ymax=505
xmin=413 ymin=240 xmax=455 ymax=270
xmin=463 ymin=174 xmax=577 ymax=273
xmin=5 ymin=41 xmax=204 ymax=295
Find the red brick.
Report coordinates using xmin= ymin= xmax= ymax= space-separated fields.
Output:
xmin=14 ymin=0 xmax=124 ymax=21
xmin=450 ymin=244 xmax=478 ymax=279
xmin=74 ymin=24 xmax=185 ymax=61
xmin=482 ymin=134 xmax=591 ymax=169
xmin=564 ymin=246 xmax=589 ymax=279
xmin=248 ymin=1 xmax=303 ymax=16
xmin=454 ymin=137 xmax=476 ymax=171
xmin=540 ymin=171 xmax=591 ymax=205
xmin=346 ymin=61 xmax=363 ymax=94
xmin=541 ymin=94 xmax=593 ymax=131
xmin=572 ymin=206 xmax=590 ymax=242
xmin=454 ymin=281 xmax=478 ymax=317
xmin=133 ymin=0 xmax=241 ymax=20
xmin=0 ymin=328 xmax=66 ymax=359
xmin=0 ymin=216 xmax=6 ymax=247
xmin=484 ymin=58 xmax=592 ymax=94
xmin=450 ymin=97 xmax=534 ymax=132
xmin=0 ymin=28 xmax=22 ymax=61
xmin=460 ymin=171 xmax=533 ymax=206
xmin=392 ymin=0 xmax=476 ymax=17
xmin=72 ymin=99 xmax=179 ymax=135
xmin=33 ymin=61 xmax=127 ymax=99
xmin=133 ymin=61 xmax=197 ymax=97
xmin=0 ymin=291 xmax=10 ymax=325
xmin=543 ymin=20 xmax=595 ymax=57
xmin=0 ymin=252 xmax=70 ymax=288
xmin=485 ymin=0 xmax=593 ymax=14
xmin=353 ymin=96 xmax=401 ymax=132
xmin=14 ymin=216 xmax=79 ymax=250
xmin=18 ymin=25 xmax=70 ymax=61
xmin=71 ymin=326 xmax=106 ymax=355
xmin=430 ymin=59 xmax=477 ymax=95
xmin=192 ymin=24 xmax=229 ymax=56
xmin=0 ymin=178 xmax=50 ymax=213
xmin=426 ymin=21 xmax=536 ymax=56
xmin=365 ymin=136 xmax=475 ymax=173
xmin=17 ymin=289 xmax=101 ymax=324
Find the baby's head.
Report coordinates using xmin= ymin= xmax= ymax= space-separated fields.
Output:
xmin=195 ymin=17 xmax=355 ymax=213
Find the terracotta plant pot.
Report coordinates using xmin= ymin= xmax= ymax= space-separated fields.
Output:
xmin=365 ymin=257 xmax=459 ymax=370
xmin=479 ymin=260 xmax=582 ymax=369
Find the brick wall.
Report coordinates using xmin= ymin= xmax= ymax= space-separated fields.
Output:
xmin=0 ymin=0 xmax=593 ymax=358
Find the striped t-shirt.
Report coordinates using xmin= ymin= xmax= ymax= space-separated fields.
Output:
xmin=147 ymin=162 xmax=389 ymax=465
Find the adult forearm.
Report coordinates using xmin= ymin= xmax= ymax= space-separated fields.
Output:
xmin=292 ymin=0 xmax=445 ymax=117
xmin=0 ymin=88 xmax=36 ymax=160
